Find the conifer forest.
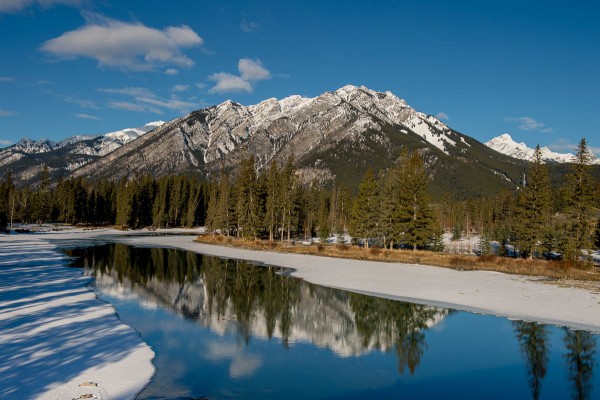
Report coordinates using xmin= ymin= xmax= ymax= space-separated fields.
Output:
xmin=1 ymin=138 xmax=599 ymax=263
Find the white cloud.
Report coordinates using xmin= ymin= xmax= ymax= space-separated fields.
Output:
xmin=229 ymin=353 xmax=262 ymax=378
xmin=0 ymin=76 xmax=14 ymax=82
xmin=239 ymin=58 xmax=271 ymax=81
xmin=435 ymin=112 xmax=449 ymax=121
xmin=506 ymin=116 xmax=553 ymax=133
xmin=45 ymin=90 xmax=99 ymax=109
xmin=172 ymin=84 xmax=190 ymax=92
xmin=98 ymin=86 xmax=155 ymax=98
xmin=0 ymin=139 xmax=13 ymax=146
xmin=208 ymin=58 xmax=271 ymax=94
xmin=0 ymin=109 xmax=17 ymax=116
xmin=107 ymin=101 xmax=149 ymax=112
xmin=165 ymin=68 xmax=179 ymax=75
xmin=0 ymin=0 xmax=82 ymax=13
xmin=41 ymin=14 xmax=203 ymax=71
xmin=102 ymin=85 xmax=197 ymax=113
xmin=240 ymin=18 xmax=260 ymax=32
xmin=195 ymin=82 xmax=207 ymax=90
xmin=208 ymin=72 xmax=253 ymax=94
xmin=136 ymin=96 xmax=195 ymax=111
xmin=74 ymin=113 xmax=100 ymax=120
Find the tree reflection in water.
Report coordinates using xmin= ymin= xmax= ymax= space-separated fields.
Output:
xmin=564 ymin=329 xmax=597 ymax=400
xmin=513 ymin=321 xmax=549 ymax=400
xmin=68 ymin=243 xmax=447 ymax=375
xmin=68 ymin=243 xmax=598 ymax=397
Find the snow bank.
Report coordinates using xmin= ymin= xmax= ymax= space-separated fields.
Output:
xmin=119 ymin=235 xmax=600 ymax=332
xmin=0 ymin=234 xmax=154 ymax=400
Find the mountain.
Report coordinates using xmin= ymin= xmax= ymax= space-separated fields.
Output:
xmin=485 ymin=133 xmax=600 ymax=164
xmin=70 ymin=85 xmax=527 ymax=198
xmin=0 ymin=121 xmax=164 ymax=185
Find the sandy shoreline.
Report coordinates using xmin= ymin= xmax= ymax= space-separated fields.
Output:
xmin=2 ymin=228 xmax=600 ymax=398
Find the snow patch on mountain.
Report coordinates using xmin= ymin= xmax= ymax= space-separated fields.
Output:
xmin=485 ymin=133 xmax=599 ymax=164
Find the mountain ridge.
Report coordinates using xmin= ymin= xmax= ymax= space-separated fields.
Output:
xmin=485 ymin=133 xmax=600 ymax=164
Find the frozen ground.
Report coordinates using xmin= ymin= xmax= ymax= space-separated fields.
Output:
xmin=2 ymin=228 xmax=600 ymax=399
xmin=117 ymin=234 xmax=600 ymax=332
xmin=0 ymin=233 xmax=154 ymax=400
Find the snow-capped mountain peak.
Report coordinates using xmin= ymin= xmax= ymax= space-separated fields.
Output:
xmin=485 ymin=133 xmax=599 ymax=164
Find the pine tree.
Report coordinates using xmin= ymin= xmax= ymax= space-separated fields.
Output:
xmin=349 ymin=169 xmax=379 ymax=248
xmin=279 ymin=157 xmax=296 ymax=241
xmin=263 ymin=160 xmax=280 ymax=241
xmin=397 ymin=151 xmax=435 ymax=250
xmin=563 ymin=138 xmax=595 ymax=262
xmin=235 ymin=156 xmax=260 ymax=238
xmin=513 ymin=145 xmax=552 ymax=259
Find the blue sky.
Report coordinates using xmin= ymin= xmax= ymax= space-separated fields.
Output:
xmin=0 ymin=0 xmax=599 ymax=155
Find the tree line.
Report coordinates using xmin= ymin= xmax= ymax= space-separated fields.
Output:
xmin=0 ymin=169 xmax=208 ymax=229
xmin=1 ymin=138 xmax=599 ymax=263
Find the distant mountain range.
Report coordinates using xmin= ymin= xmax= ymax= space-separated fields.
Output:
xmin=485 ymin=133 xmax=600 ymax=164
xmin=0 ymin=121 xmax=164 ymax=185
xmin=4 ymin=84 xmax=583 ymax=198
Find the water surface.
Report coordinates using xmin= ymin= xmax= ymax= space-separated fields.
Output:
xmin=66 ymin=244 xmax=599 ymax=400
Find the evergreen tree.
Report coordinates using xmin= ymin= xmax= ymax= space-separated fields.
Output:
xmin=513 ymin=145 xmax=552 ymax=259
xmin=235 ymin=156 xmax=260 ymax=238
xmin=563 ymin=138 xmax=595 ymax=262
xmin=279 ymin=157 xmax=296 ymax=241
xmin=397 ymin=151 xmax=435 ymax=250
xmin=349 ymin=168 xmax=379 ymax=248
xmin=264 ymin=160 xmax=281 ymax=241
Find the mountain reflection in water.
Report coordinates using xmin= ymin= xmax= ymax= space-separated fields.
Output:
xmin=65 ymin=243 xmax=598 ymax=400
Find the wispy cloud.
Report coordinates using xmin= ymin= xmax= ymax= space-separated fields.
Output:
xmin=98 ymin=86 xmax=155 ymax=98
xmin=208 ymin=58 xmax=271 ymax=94
xmin=74 ymin=113 xmax=100 ymax=120
xmin=41 ymin=13 xmax=203 ymax=71
xmin=172 ymin=84 xmax=190 ymax=92
xmin=435 ymin=112 xmax=449 ymax=121
xmin=165 ymin=68 xmax=179 ymax=75
xmin=52 ymin=92 xmax=98 ymax=109
xmin=0 ymin=109 xmax=17 ymax=117
xmin=107 ymin=101 xmax=149 ymax=112
xmin=0 ymin=0 xmax=82 ymax=14
xmin=0 ymin=139 xmax=13 ymax=146
xmin=506 ymin=116 xmax=553 ymax=133
xmin=0 ymin=76 xmax=15 ymax=82
xmin=240 ymin=18 xmax=260 ymax=32
xmin=101 ymin=85 xmax=198 ymax=113
xmin=136 ymin=96 xmax=196 ymax=111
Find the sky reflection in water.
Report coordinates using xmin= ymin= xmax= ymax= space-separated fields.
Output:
xmin=66 ymin=244 xmax=599 ymax=400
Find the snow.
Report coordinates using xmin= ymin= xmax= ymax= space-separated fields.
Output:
xmin=0 ymin=233 xmax=154 ymax=400
xmin=2 ymin=228 xmax=600 ymax=399
xmin=485 ymin=133 xmax=600 ymax=164
xmin=116 ymin=234 xmax=600 ymax=332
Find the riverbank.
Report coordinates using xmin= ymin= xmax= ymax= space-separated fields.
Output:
xmin=0 ymin=233 xmax=155 ymax=400
xmin=117 ymin=234 xmax=600 ymax=332
xmin=195 ymin=235 xmax=600 ymax=283
xmin=2 ymin=228 xmax=600 ymax=399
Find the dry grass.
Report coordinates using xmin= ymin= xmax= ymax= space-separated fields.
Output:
xmin=194 ymin=235 xmax=600 ymax=285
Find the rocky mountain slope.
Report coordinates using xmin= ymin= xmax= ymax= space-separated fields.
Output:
xmin=69 ymin=85 xmax=526 ymax=198
xmin=0 ymin=121 xmax=163 ymax=185
xmin=485 ymin=133 xmax=600 ymax=164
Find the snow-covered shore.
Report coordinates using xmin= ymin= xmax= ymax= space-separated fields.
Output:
xmin=2 ymin=228 xmax=600 ymax=399
xmin=116 ymin=234 xmax=600 ymax=332
xmin=0 ymin=234 xmax=154 ymax=400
